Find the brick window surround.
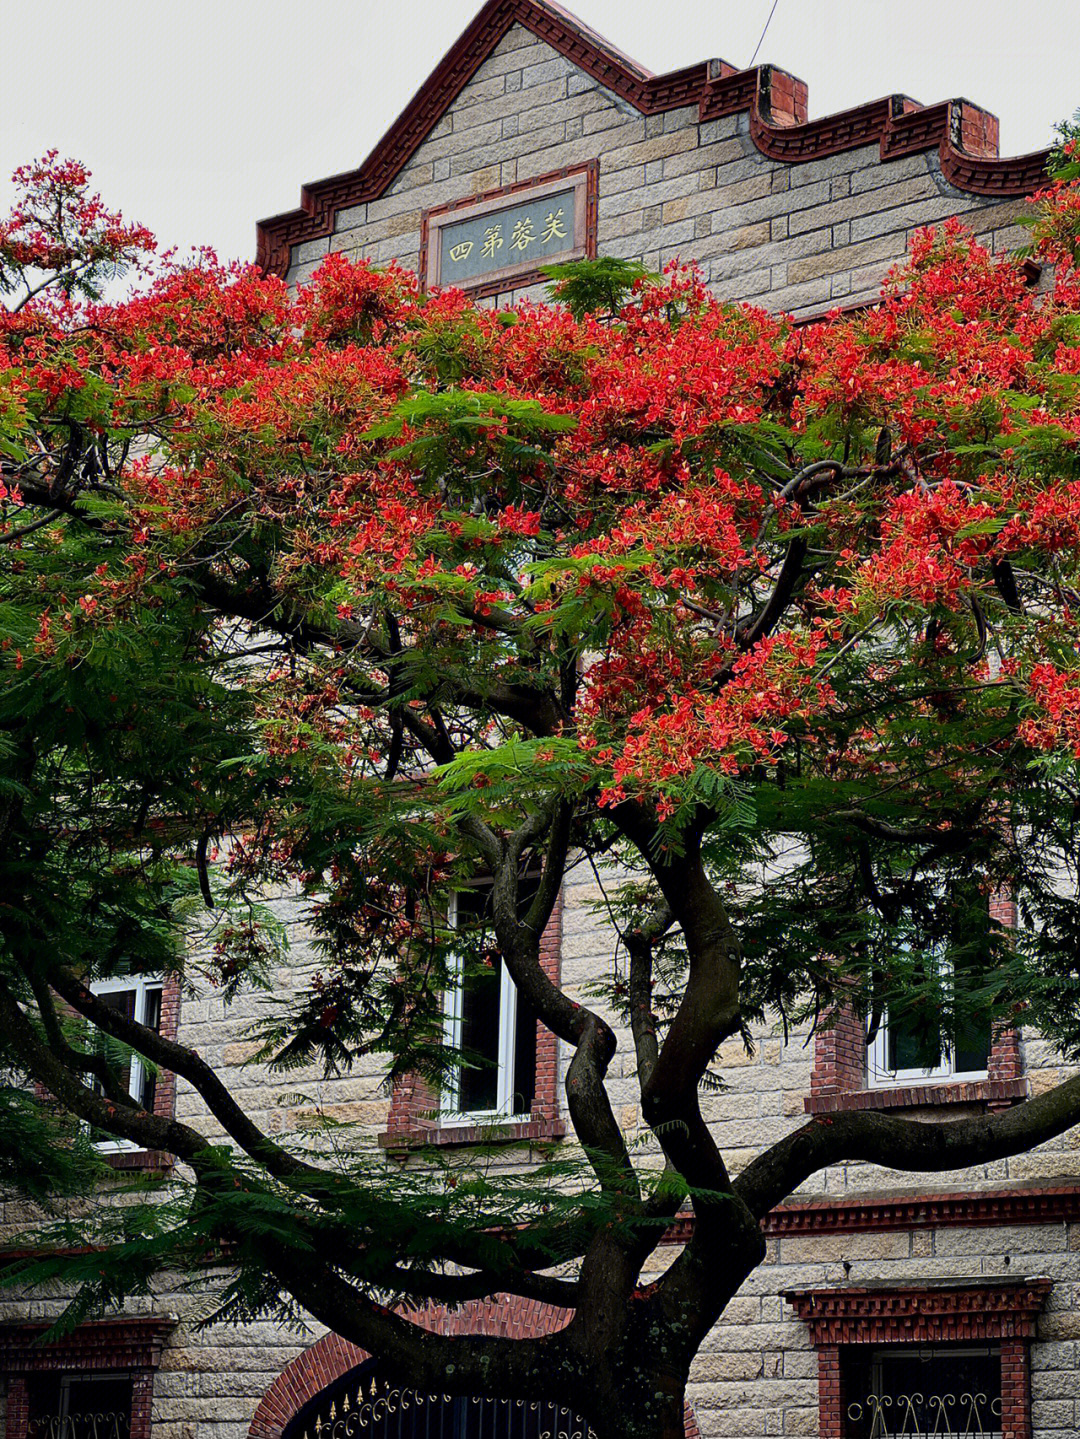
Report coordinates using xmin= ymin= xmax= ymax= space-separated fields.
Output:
xmin=0 ymin=1317 xmax=173 ymax=1439
xmin=248 ymin=1302 xmax=701 ymax=1439
xmin=106 ymin=975 xmax=181 ymax=1172
xmin=786 ymin=1279 xmax=1052 ymax=1439
xmin=807 ymin=896 xmax=1027 ymax=1115
xmin=378 ymin=893 xmax=565 ymax=1150
xmin=36 ymin=976 xmax=181 ymax=1173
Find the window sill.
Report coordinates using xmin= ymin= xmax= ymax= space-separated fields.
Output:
xmin=378 ymin=1117 xmax=566 ymax=1151
xmin=100 ymin=1148 xmax=174 ymax=1173
xmin=804 ymin=1077 xmax=1029 ymax=1114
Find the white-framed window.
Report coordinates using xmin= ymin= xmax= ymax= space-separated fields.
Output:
xmin=440 ymin=890 xmax=536 ymax=1124
xmin=867 ymin=955 xmax=991 ymax=1088
xmin=89 ymin=974 xmax=164 ymax=1151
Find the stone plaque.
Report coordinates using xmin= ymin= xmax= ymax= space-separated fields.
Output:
xmin=422 ymin=165 xmax=594 ymax=293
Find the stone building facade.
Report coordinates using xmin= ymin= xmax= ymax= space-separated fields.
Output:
xmin=2 ymin=3 xmax=1078 ymax=1439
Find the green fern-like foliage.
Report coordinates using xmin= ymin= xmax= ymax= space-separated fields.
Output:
xmin=542 ymin=256 xmax=658 ymax=320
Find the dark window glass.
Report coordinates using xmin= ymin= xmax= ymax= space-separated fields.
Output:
xmin=845 ymin=1344 xmax=1001 ymax=1439
xmin=95 ymin=989 xmax=138 ymax=1097
xmin=886 ymin=1005 xmax=943 ymax=1072
xmin=458 ymin=959 xmax=501 ymax=1114
xmin=139 ymin=986 xmax=162 ymax=1110
xmin=885 ymin=959 xmax=991 ymax=1076
xmin=28 ymin=1373 xmax=133 ymax=1439
xmin=952 ymin=953 xmax=992 ymax=1074
xmin=512 ymin=989 xmax=537 ymax=1116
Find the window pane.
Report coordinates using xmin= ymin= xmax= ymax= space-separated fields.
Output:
xmin=952 ymin=955 xmax=992 ymax=1073
xmin=886 ymin=1008 xmax=943 ymax=1072
xmin=136 ymin=986 xmax=163 ymax=1110
xmin=512 ymin=988 xmax=537 ymax=1116
xmin=28 ymin=1373 xmax=133 ymax=1439
xmin=458 ymin=960 xmax=501 ymax=1114
xmin=846 ymin=1344 xmax=1000 ymax=1439
xmin=95 ymin=989 xmax=137 ymax=1096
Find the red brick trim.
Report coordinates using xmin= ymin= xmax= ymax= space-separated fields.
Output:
xmin=764 ymin=1183 xmax=1080 ymax=1235
xmin=809 ymin=1002 xmax=866 ymax=1098
xmin=379 ymin=891 xmax=564 ymax=1149
xmin=656 ymin=1181 xmax=1080 ymax=1244
xmin=0 ymin=1318 xmax=173 ymax=1439
xmin=788 ymin=1282 xmax=1049 ymax=1439
xmin=248 ymin=1307 xmax=700 ymax=1439
xmin=419 ymin=162 xmax=598 ymax=298
xmin=255 ymin=0 xmax=1048 ymax=277
xmin=785 ymin=1278 xmax=1051 ymax=1345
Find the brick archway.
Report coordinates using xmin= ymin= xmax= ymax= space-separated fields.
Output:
xmin=248 ymin=1297 xmax=700 ymax=1439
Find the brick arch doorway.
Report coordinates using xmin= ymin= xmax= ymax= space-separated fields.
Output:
xmin=248 ymin=1297 xmax=701 ymax=1439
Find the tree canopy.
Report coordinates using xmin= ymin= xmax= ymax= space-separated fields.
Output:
xmin=4 ymin=137 xmax=1080 ymax=1439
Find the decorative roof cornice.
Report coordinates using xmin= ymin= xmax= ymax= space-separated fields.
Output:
xmin=256 ymin=0 xmax=1051 ymax=277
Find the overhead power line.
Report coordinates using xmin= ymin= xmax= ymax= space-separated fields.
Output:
xmin=748 ymin=0 xmax=780 ymax=67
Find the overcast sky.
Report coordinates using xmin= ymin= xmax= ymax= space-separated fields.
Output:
xmin=3 ymin=0 xmax=1078 ymax=269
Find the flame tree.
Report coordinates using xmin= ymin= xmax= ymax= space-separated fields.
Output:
xmin=4 ymin=139 xmax=1080 ymax=1439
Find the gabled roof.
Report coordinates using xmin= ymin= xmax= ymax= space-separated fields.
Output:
xmin=256 ymin=0 xmax=1050 ymax=277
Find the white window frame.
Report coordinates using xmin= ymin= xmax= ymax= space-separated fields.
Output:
xmin=89 ymin=974 xmax=164 ymax=1152
xmin=440 ymin=895 xmax=531 ymax=1125
xmin=867 ymin=955 xmax=989 ymax=1088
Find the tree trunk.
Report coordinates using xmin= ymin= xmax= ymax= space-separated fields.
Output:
xmin=589 ymin=1384 xmax=688 ymax=1439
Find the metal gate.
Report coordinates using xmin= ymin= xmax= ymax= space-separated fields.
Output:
xmin=282 ymin=1359 xmax=595 ymax=1439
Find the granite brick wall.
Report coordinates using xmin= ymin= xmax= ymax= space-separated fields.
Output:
xmin=284 ymin=24 xmax=1035 ymax=319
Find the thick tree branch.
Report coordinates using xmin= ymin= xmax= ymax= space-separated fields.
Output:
xmin=734 ymin=1074 xmax=1080 ymax=1220
xmin=624 ymin=899 xmax=673 ymax=1092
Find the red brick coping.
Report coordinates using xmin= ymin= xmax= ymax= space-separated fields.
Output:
xmin=646 ymin=1180 xmax=1080 ymax=1244
xmin=248 ymin=1298 xmax=700 ymax=1439
xmin=256 ymin=0 xmax=1049 ymax=276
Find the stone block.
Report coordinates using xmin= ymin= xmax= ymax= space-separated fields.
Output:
xmin=786 ymin=230 xmax=908 ymax=285
xmin=475 ymin=39 xmax=560 ymax=77
xmin=782 ymin=1408 xmax=819 ymax=1436
xmin=663 ymin=137 xmax=745 ymax=179
xmin=597 ymin=209 xmax=645 ymax=241
xmin=334 ymin=202 xmax=367 ymax=231
xmin=292 ymin=236 xmax=328 ymax=265
xmin=602 ymin=127 xmax=700 ymax=171
xmin=450 ymin=72 xmax=507 ymax=109
xmin=519 ymin=56 xmax=574 ymax=89
xmin=849 ymin=152 xmax=935 ymax=192
xmin=792 ymin=173 xmax=938 ymax=238
xmin=689 ymin=1352 xmax=765 ymax=1383
xmin=583 ymin=107 xmax=639 ymax=138
xmin=699 ymin=117 xmax=740 ymax=145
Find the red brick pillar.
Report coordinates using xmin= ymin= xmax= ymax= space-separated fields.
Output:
xmin=1001 ymin=1338 xmax=1032 ymax=1439
xmin=4 ymin=1378 xmax=29 ymax=1439
xmin=817 ymin=1345 xmax=845 ymax=1439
